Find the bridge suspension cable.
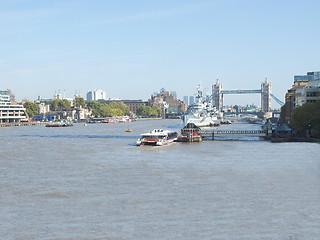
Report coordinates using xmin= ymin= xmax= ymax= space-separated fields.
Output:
xmin=270 ymin=93 xmax=285 ymax=106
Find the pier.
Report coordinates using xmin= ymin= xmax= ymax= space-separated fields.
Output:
xmin=199 ymin=129 xmax=266 ymax=139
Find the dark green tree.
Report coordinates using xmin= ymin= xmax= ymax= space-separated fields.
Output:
xmin=116 ymin=102 xmax=129 ymax=115
xmin=23 ymin=101 xmax=38 ymax=117
xmin=110 ymin=108 xmax=123 ymax=116
xmin=88 ymin=101 xmax=105 ymax=117
xmin=151 ymin=105 xmax=162 ymax=117
xmin=87 ymin=101 xmax=100 ymax=109
xmin=136 ymin=105 xmax=148 ymax=116
xmin=75 ymin=97 xmax=86 ymax=108
xmin=136 ymin=105 xmax=162 ymax=117
xmin=291 ymin=101 xmax=320 ymax=136
xmin=50 ymin=99 xmax=60 ymax=111
xmin=279 ymin=103 xmax=287 ymax=123
xmin=50 ymin=99 xmax=72 ymax=110
xmin=62 ymin=99 xmax=71 ymax=109
xmin=88 ymin=101 xmax=130 ymax=117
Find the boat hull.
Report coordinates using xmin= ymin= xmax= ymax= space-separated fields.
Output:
xmin=136 ymin=138 xmax=177 ymax=146
xmin=45 ymin=121 xmax=73 ymax=127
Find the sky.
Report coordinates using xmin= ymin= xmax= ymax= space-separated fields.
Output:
xmin=1 ymin=0 xmax=320 ymax=107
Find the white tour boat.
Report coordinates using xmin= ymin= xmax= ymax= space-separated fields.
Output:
xmin=136 ymin=129 xmax=178 ymax=146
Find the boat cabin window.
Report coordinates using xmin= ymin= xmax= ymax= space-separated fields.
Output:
xmin=142 ymin=135 xmax=166 ymax=139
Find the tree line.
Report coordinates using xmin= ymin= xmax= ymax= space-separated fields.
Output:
xmin=23 ymin=97 xmax=162 ymax=118
xmin=87 ymin=101 xmax=129 ymax=117
xmin=136 ymin=105 xmax=162 ymax=117
xmin=23 ymin=101 xmax=38 ymax=118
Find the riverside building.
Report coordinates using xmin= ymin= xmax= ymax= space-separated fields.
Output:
xmin=0 ymin=91 xmax=28 ymax=123
xmin=284 ymin=71 xmax=320 ymax=124
xmin=149 ymin=89 xmax=187 ymax=112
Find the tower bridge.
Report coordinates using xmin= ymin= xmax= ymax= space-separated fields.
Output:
xmin=212 ymin=78 xmax=284 ymax=112
xmin=221 ymin=89 xmax=261 ymax=94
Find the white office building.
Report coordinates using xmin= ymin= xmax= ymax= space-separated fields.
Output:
xmin=0 ymin=92 xmax=28 ymax=123
xmin=87 ymin=89 xmax=107 ymax=101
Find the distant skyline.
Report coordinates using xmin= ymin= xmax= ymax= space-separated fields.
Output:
xmin=1 ymin=0 xmax=319 ymax=107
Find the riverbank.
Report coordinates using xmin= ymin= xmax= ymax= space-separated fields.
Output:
xmin=271 ymin=136 xmax=320 ymax=143
xmin=0 ymin=118 xmax=165 ymax=128
xmin=0 ymin=122 xmax=44 ymax=128
xmin=135 ymin=117 xmax=163 ymax=121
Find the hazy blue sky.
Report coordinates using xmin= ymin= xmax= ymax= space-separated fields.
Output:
xmin=1 ymin=0 xmax=319 ymax=107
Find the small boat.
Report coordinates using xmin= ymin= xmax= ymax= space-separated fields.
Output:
xmin=45 ymin=120 xmax=73 ymax=127
xmin=125 ymin=129 xmax=132 ymax=132
xmin=119 ymin=116 xmax=132 ymax=123
xmin=136 ymin=129 xmax=178 ymax=146
xmin=106 ymin=117 xmax=119 ymax=123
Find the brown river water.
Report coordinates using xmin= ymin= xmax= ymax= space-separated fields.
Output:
xmin=1 ymin=119 xmax=320 ymax=239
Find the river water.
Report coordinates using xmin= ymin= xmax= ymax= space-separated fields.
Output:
xmin=1 ymin=119 xmax=320 ymax=239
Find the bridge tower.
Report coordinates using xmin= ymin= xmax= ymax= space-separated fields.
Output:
xmin=212 ymin=79 xmax=223 ymax=111
xmin=261 ymin=78 xmax=271 ymax=112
